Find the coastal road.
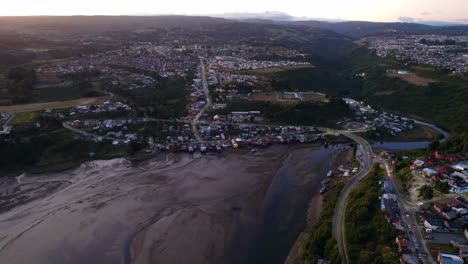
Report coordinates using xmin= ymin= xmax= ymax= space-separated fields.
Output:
xmin=333 ymin=132 xmax=376 ymax=264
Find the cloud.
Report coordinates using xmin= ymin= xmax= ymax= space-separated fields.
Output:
xmin=456 ymin=18 xmax=468 ymax=22
xmin=420 ymin=12 xmax=431 ymax=16
xmin=398 ymin=16 xmax=415 ymax=22
xmin=221 ymin=11 xmax=296 ymax=21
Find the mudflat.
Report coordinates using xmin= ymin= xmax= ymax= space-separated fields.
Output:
xmin=0 ymin=147 xmax=286 ymax=264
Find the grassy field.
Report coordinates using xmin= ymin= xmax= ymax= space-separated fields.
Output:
xmin=386 ymin=73 xmax=437 ymax=87
xmin=301 ymin=92 xmax=329 ymax=103
xmin=393 ymin=123 xmax=442 ymax=142
xmin=249 ymin=92 xmax=298 ymax=104
xmin=249 ymin=91 xmax=328 ymax=104
xmin=249 ymin=64 xmax=314 ymax=74
xmin=0 ymin=96 xmax=107 ymax=113
xmin=10 ymin=111 xmax=40 ymax=124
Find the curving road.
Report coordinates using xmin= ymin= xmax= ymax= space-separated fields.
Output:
xmin=333 ymin=133 xmax=376 ymax=264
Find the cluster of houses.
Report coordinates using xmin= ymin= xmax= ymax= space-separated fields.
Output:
xmin=36 ymin=43 xmax=199 ymax=92
xmin=418 ymin=197 xmax=468 ymax=264
xmin=152 ymin=124 xmax=325 ymax=154
xmin=65 ymin=101 xmax=131 ymax=117
xmin=197 ymin=123 xmax=324 ymax=146
xmin=364 ymin=35 xmax=468 ymax=74
xmin=380 ymin=181 xmax=403 ymax=229
xmin=0 ymin=113 xmax=13 ymax=135
xmin=207 ymin=44 xmax=306 ymax=62
xmin=208 ymin=56 xmax=310 ymax=71
xmin=411 ymin=151 xmax=468 ymax=193
xmin=342 ymin=98 xmax=416 ymax=135
xmin=38 ymin=63 xmax=157 ymax=91
xmin=383 ymin=179 xmax=468 ymax=263
xmin=380 ymin=180 xmax=422 ymax=262
xmin=210 ymin=72 xmax=258 ymax=89
xmin=420 ymin=198 xmax=468 ymax=233
xmin=228 ymin=111 xmax=263 ymax=123
xmin=184 ymin=65 xmax=208 ymax=122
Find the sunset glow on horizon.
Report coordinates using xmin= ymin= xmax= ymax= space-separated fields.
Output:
xmin=1 ymin=0 xmax=467 ymax=23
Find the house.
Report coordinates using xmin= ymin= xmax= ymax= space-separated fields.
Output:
xmin=444 ymin=220 xmax=465 ymax=232
xmin=425 ymin=218 xmax=443 ymax=231
xmin=382 ymin=198 xmax=399 ymax=221
xmin=400 ymin=254 xmax=418 ymax=264
xmin=437 ymin=252 xmax=464 ymax=264
xmin=384 ymin=181 xmax=394 ymax=193
xmin=412 ymin=159 xmax=425 ymax=168
xmin=449 ymin=181 xmax=468 ymax=193
xmin=452 ymin=171 xmax=468 ymax=183
xmin=423 ymin=168 xmax=438 ymax=176
xmin=458 ymin=246 xmax=468 ymax=260
xmin=396 ymin=236 xmax=410 ymax=253
xmin=446 ymin=199 xmax=468 ymax=216
xmin=452 ymin=162 xmax=468 ymax=171
xmin=434 ymin=203 xmax=458 ymax=220
xmin=442 ymin=211 xmax=458 ymax=221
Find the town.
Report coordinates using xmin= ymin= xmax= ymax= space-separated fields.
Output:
xmin=0 ymin=14 xmax=467 ymax=264
xmin=363 ymin=35 xmax=468 ymax=74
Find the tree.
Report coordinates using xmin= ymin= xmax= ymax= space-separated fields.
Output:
xmin=6 ymin=67 xmax=36 ymax=97
xmin=418 ymin=185 xmax=433 ymax=199
xmin=434 ymin=180 xmax=450 ymax=194
xmin=428 ymin=139 xmax=440 ymax=151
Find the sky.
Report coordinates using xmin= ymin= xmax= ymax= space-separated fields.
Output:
xmin=1 ymin=0 xmax=468 ymax=23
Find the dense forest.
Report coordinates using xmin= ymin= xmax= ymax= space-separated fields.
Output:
xmin=344 ymin=165 xmax=399 ymax=263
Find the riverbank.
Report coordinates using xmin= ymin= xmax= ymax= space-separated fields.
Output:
xmin=0 ymin=146 xmax=288 ymax=264
xmin=287 ymin=146 xmax=354 ymax=264
xmin=244 ymin=144 xmax=342 ymax=264
xmin=357 ymin=123 xmax=442 ymax=144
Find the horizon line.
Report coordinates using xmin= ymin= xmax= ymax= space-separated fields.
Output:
xmin=0 ymin=14 xmax=466 ymax=26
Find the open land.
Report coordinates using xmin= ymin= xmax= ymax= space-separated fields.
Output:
xmin=386 ymin=73 xmax=437 ymax=87
xmin=0 ymin=96 xmax=107 ymax=113
xmin=250 ymin=64 xmax=314 ymax=75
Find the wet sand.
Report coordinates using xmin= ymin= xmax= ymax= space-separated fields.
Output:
xmin=0 ymin=146 xmax=287 ymax=264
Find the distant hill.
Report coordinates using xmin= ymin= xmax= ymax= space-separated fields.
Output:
xmin=1 ymin=16 xmax=466 ymax=39
xmin=0 ymin=16 xmax=232 ymax=35
xmin=290 ymin=20 xmax=468 ymax=38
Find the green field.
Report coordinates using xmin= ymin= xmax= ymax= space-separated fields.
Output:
xmin=10 ymin=111 xmax=40 ymax=124
xmin=0 ymin=96 xmax=107 ymax=113
xmin=249 ymin=64 xmax=315 ymax=74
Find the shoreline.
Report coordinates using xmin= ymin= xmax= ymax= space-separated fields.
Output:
xmin=283 ymin=147 xmax=354 ymax=264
